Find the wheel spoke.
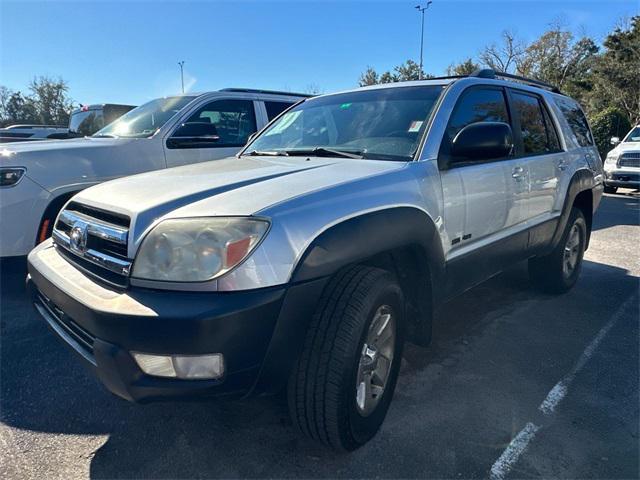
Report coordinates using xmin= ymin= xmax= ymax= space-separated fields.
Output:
xmin=355 ymin=304 xmax=396 ymax=416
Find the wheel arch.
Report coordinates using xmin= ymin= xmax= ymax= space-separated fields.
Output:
xmin=36 ymin=190 xmax=79 ymax=245
xmin=551 ymin=169 xmax=596 ymax=252
xmin=290 ymin=207 xmax=445 ymax=346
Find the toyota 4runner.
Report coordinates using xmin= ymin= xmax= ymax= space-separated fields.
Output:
xmin=27 ymin=70 xmax=603 ymax=451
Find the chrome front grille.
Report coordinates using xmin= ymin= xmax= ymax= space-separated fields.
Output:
xmin=619 ymin=152 xmax=640 ymax=168
xmin=52 ymin=202 xmax=131 ymax=288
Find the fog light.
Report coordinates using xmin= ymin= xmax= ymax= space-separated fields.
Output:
xmin=132 ymin=353 xmax=224 ymax=379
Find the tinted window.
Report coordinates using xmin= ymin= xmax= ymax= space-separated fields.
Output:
xmin=542 ymin=103 xmax=561 ymax=151
xmin=512 ymin=91 xmax=561 ymax=155
xmin=555 ymin=97 xmax=593 ymax=147
xmin=249 ymin=86 xmax=444 ymax=161
xmin=441 ymin=87 xmax=510 ymax=162
xmin=183 ymin=99 xmax=257 ymax=147
xmin=446 ymin=88 xmax=510 ymax=143
xmin=624 ymin=126 xmax=640 ymax=142
xmin=70 ymin=110 xmax=105 ymax=136
xmin=265 ymin=101 xmax=294 ymax=121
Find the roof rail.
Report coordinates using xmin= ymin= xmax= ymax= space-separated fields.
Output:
xmin=219 ymin=88 xmax=314 ymax=98
xmin=469 ymin=68 xmax=562 ymax=94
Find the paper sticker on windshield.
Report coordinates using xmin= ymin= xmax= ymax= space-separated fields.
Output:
xmin=408 ymin=120 xmax=423 ymax=132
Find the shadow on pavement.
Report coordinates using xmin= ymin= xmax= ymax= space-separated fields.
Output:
xmin=592 ymin=192 xmax=640 ymax=232
xmin=1 ymin=253 xmax=637 ymax=478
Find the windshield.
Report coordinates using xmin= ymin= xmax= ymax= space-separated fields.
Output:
xmin=69 ymin=109 xmax=104 ymax=136
xmin=94 ymin=96 xmax=195 ymax=138
xmin=624 ymin=127 xmax=640 ymax=143
xmin=246 ymin=85 xmax=445 ymax=161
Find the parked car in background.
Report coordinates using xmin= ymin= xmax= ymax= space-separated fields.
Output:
xmin=604 ymin=125 xmax=640 ymax=193
xmin=68 ymin=104 xmax=136 ymax=138
xmin=0 ymin=124 xmax=68 ymax=143
xmin=0 ymin=88 xmax=309 ymax=258
xmin=27 ymin=70 xmax=602 ymax=450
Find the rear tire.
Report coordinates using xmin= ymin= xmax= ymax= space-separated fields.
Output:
xmin=529 ymin=207 xmax=587 ymax=294
xmin=287 ymin=265 xmax=404 ymax=451
xmin=604 ymin=185 xmax=617 ymax=194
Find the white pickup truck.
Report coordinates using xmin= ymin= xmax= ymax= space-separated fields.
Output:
xmin=0 ymin=89 xmax=308 ymax=257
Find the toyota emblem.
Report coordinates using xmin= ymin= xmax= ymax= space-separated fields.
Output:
xmin=69 ymin=222 xmax=88 ymax=253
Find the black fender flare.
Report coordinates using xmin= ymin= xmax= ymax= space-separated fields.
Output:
xmin=250 ymin=207 xmax=445 ymax=395
xmin=548 ymin=169 xmax=597 ymax=252
xmin=290 ymin=207 xmax=445 ymax=284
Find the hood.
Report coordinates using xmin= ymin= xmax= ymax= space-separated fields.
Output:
xmin=0 ymin=137 xmax=158 ymax=191
xmin=611 ymin=141 xmax=640 ymax=155
xmin=0 ymin=136 xmax=121 ymax=155
xmin=73 ymin=155 xmax=406 ymax=243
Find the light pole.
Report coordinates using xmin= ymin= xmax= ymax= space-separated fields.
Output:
xmin=178 ymin=61 xmax=185 ymax=93
xmin=415 ymin=2 xmax=432 ymax=80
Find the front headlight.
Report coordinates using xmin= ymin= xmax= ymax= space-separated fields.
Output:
xmin=604 ymin=153 xmax=619 ymax=167
xmin=0 ymin=167 xmax=26 ymax=187
xmin=132 ymin=217 xmax=269 ymax=282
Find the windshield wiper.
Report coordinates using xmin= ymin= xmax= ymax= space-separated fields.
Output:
xmin=284 ymin=147 xmax=364 ymax=159
xmin=244 ymin=150 xmax=289 ymax=156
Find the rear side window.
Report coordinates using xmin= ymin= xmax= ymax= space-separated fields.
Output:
xmin=265 ymin=101 xmax=294 ymax=121
xmin=555 ymin=97 xmax=593 ymax=147
xmin=511 ymin=91 xmax=561 ymax=156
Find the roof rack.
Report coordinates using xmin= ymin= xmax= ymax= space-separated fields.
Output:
xmin=219 ymin=88 xmax=314 ymax=98
xmin=469 ymin=68 xmax=562 ymax=94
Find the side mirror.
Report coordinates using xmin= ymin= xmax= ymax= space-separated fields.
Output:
xmin=167 ymin=122 xmax=220 ymax=149
xmin=610 ymin=136 xmax=621 ymax=146
xmin=450 ymin=122 xmax=513 ymax=162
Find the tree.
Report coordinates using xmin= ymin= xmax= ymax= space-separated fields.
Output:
xmin=358 ymin=60 xmax=429 ymax=86
xmin=358 ymin=67 xmax=379 ymax=87
xmin=518 ymin=23 xmax=599 ymax=98
xmin=589 ymin=16 xmax=640 ymax=125
xmin=0 ymin=76 xmax=74 ymax=127
xmin=589 ymin=107 xmax=632 ymax=157
xmin=28 ymin=76 xmax=74 ymax=125
xmin=479 ymin=30 xmax=526 ymax=73
xmin=446 ymin=58 xmax=480 ymax=76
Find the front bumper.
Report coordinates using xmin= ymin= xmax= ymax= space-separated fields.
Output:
xmin=604 ymin=169 xmax=640 ymax=189
xmin=27 ymin=243 xmax=325 ymax=402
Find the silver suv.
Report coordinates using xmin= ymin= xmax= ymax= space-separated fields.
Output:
xmin=28 ymin=70 xmax=603 ymax=451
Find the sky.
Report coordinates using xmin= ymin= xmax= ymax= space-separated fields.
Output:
xmin=0 ymin=0 xmax=637 ymax=107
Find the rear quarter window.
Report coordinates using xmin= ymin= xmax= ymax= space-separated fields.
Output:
xmin=554 ymin=97 xmax=594 ymax=147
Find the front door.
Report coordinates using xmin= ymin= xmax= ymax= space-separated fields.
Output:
xmin=439 ymin=85 xmax=527 ymax=296
xmin=164 ymin=98 xmax=259 ymax=168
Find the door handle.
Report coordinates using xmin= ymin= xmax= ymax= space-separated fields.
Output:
xmin=512 ymin=166 xmax=525 ymax=180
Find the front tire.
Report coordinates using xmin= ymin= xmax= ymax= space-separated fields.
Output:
xmin=529 ymin=207 xmax=587 ymax=293
xmin=287 ymin=265 xmax=404 ymax=451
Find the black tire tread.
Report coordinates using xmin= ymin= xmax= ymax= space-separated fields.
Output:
xmin=288 ymin=265 xmax=392 ymax=450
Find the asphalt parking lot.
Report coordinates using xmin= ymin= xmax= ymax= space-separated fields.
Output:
xmin=1 ymin=191 xmax=638 ymax=479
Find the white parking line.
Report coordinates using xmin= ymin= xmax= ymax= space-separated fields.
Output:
xmin=489 ymin=422 xmax=541 ymax=480
xmin=539 ymin=294 xmax=636 ymax=415
xmin=489 ymin=293 xmax=637 ymax=480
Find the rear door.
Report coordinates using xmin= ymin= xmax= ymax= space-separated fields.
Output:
xmin=507 ymin=88 xmax=564 ymax=222
xmin=164 ymin=97 xmax=259 ymax=168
